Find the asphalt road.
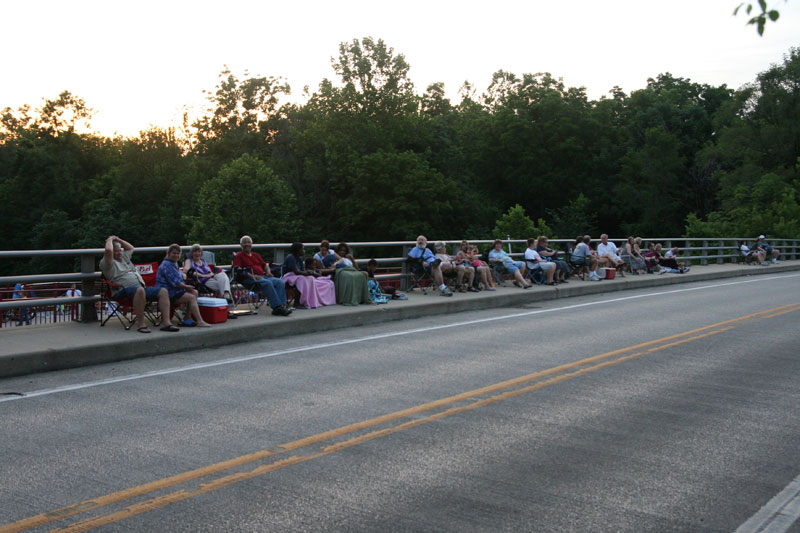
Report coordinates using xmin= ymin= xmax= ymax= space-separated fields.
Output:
xmin=1 ymin=272 xmax=799 ymax=532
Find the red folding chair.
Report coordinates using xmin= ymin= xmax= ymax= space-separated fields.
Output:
xmin=100 ymin=262 xmax=163 ymax=329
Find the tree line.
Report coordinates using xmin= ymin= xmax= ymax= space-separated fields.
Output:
xmin=1 ymin=37 xmax=799 ymax=275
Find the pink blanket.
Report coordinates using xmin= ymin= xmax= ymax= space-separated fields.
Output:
xmin=282 ymin=273 xmax=335 ymax=308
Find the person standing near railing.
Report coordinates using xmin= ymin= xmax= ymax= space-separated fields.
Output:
xmin=64 ymin=283 xmax=82 ymax=319
xmin=13 ymin=282 xmax=31 ymax=326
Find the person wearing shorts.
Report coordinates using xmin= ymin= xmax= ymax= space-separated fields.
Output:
xmin=99 ymin=235 xmax=171 ymax=333
xmin=488 ymin=239 xmax=533 ymax=288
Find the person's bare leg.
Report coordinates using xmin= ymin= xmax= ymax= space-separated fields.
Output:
xmin=157 ymin=289 xmax=171 ymax=325
xmin=432 ymin=266 xmax=444 ymax=286
xmin=466 ymin=266 xmax=475 ymax=286
xmin=133 ymin=287 xmax=147 ymax=329
xmin=176 ymin=293 xmax=210 ymax=326
xmin=545 ymin=265 xmax=555 ymax=283
xmin=455 ymin=265 xmax=465 ymax=286
xmin=479 ymin=266 xmax=494 ymax=289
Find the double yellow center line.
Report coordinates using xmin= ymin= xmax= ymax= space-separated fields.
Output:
xmin=4 ymin=302 xmax=799 ymax=532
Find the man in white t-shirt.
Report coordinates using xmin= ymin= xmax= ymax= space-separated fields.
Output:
xmin=664 ymin=247 xmax=690 ymax=272
xmin=64 ymin=283 xmax=82 ymax=318
xmin=597 ymin=234 xmax=624 ymax=267
xmin=64 ymin=283 xmax=82 ymax=298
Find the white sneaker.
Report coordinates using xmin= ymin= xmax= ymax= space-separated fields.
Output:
xmin=589 ymin=273 xmax=601 ymax=281
xmin=771 ymin=258 xmax=778 ymax=264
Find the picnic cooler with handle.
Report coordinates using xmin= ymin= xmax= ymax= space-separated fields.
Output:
xmin=197 ymin=297 xmax=228 ymax=323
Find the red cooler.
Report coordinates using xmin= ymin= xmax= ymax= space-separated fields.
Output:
xmin=603 ymin=268 xmax=616 ymax=280
xmin=197 ymin=297 xmax=228 ymax=323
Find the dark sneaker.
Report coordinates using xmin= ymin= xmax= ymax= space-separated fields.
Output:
xmin=272 ymin=306 xmax=292 ymax=316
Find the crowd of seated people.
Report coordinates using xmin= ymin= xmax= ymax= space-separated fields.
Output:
xmin=100 ymin=232 xmax=785 ymax=332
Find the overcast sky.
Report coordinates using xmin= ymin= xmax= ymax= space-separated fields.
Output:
xmin=3 ymin=0 xmax=799 ymax=137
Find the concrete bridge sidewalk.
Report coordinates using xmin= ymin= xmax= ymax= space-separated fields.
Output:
xmin=1 ymin=261 xmax=798 ymax=379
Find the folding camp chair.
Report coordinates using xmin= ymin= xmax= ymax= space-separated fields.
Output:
xmin=564 ymin=248 xmax=587 ymax=281
xmin=230 ymin=252 xmax=268 ymax=313
xmin=526 ymin=265 xmax=546 ymax=285
xmin=487 ymin=253 xmax=512 ymax=286
xmin=100 ymin=262 xmax=163 ymax=329
xmin=405 ymin=256 xmax=434 ymax=294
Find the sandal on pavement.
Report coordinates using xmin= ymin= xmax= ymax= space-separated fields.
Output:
xmin=160 ymin=325 xmax=180 ymax=332
xmin=137 ymin=326 xmax=151 ymax=334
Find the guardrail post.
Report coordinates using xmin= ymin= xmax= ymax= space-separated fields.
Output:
xmin=701 ymin=240 xmax=708 ymax=266
xmin=401 ymin=245 xmax=411 ymax=291
xmin=80 ymin=252 xmax=97 ymax=323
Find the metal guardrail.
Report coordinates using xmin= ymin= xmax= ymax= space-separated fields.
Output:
xmin=1 ymin=237 xmax=797 ymax=327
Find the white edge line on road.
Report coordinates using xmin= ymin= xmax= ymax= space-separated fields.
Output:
xmin=735 ymin=474 xmax=800 ymax=533
xmin=2 ymin=273 xmax=798 ymax=403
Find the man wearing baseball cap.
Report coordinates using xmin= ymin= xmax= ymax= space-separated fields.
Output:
xmin=754 ymin=235 xmax=780 ymax=264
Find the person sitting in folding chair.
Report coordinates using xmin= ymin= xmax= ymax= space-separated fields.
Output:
xmin=232 ymin=235 xmax=292 ymax=316
xmin=99 ymin=235 xmax=172 ymax=334
xmin=184 ymin=243 xmax=237 ymax=319
xmin=524 ymin=238 xmax=556 ymax=285
xmin=406 ymin=235 xmax=453 ymax=296
xmin=488 ymin=240 xmax=533 ymax=289
xmin=434 ymin=241 xmax=477 ymax=292
xmin=156 ymin=244 xmax=211 ymax=330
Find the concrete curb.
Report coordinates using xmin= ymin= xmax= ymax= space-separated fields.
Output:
xmin=1 ymin=262 xmax=798 ymax=379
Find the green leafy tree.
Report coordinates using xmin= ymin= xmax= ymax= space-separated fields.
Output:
xmin=188 ymin=154 xmax=297 ymax=244
xmin=735 ymin=1 xmax=782 ymax=35
xmin=615 ymin=126 xmax=688 ymax=236
xmin=492 ymin=204 xmax=552 ymax=240
xmin=335 ymin=150 xmax=462 ymax=241
xmin=0 ymin=93 xmax=116 ymax=257
xmin=286 ymin=37 xmax=426 ymax=239
xmin=548 ymin=193 xmax=598 ymax=238
xmin=685 ymin=172 xmax=800 ymax=237
xmin=191 ymin=68 xmax=291 ymax=177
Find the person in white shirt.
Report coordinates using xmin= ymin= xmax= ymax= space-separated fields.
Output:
xmin=64 ymin=283 xmax=82 ymax=318
xmin=660 ymin=245 xmax=689 ymax=272
xmin=597 ymin=234 xmax=624 ymax=270
xmin=524 ymin=238 xmax=556 ymax=285
xmin=64 ymin=283 xmax=82 ymax=298
xmin=740 ymin=241 xmax=767 ymax=266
